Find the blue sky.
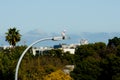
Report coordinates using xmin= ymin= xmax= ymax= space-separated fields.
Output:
xmin=0 ymin=0 xmax=120 ymax=35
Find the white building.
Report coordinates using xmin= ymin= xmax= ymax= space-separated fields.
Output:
xmin=80 ymin=39 xmax=89 ymax=45
xmin=32 ymin=47 xmax=53 ymax=56
xmin=32 ymin=39 xmax=88 ymax=55
xmin=54 ymin=43 xmax=80 ymax=54
xmin=63 ymin=48 xmax=75 ymax=54
xmin=3 ymin=45 xmax=13 ymax=49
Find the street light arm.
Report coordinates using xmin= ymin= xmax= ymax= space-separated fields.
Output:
xmin=52 ymin=36 xmax=70 ymax=41
xmin=15 ymin=36 xmax=69 ymax=80
xmin=52 ymin=36 xmax=63 ymax=41
xmin=15 ymin=37 xmax=52 ymax=80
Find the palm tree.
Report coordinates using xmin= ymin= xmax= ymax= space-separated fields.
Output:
xmin=5 ymin=27 xmax=21 ymax=47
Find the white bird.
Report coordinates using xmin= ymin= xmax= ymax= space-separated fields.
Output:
xmin=61 ymin=30 xmax=66 ymax=39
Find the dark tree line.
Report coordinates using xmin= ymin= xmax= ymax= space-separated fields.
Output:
xmin=1 ymin=27 xmax=120 ymax=80
xmin=0 ymin=47 xmax=74 ymax=80
xmin=0 ymin=27 xmax=75 ymax=80
xmin=71 ymin=37 xmax=120 ymax=80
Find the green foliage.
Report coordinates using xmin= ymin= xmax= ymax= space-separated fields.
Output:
xmin=71 ymin=37 xmax=120 ymax=80
xmin=62 ymin=52 xmax=75 ymax=64
xmin=0 ymin=46 xmax=27 ymax=80
xmin=1 ymin=37 xmax=120 ymax=80
xmin=0 ymin=46 xmax=71 ymax=80
xmin=47 ymin=49 xmax=63 ymax=57
xmin=71 ymin=43 xmax=102 ymax=80
xmin=108 ymin=37 xmax=120 ymax=47
xmin=44 ymin=70 xmax=73 ymax=80
xmin=18 ymin=53 xmax=70 ymax=80
xmin=5 ymin=27 xmax=21 ymax=46
xmin=99 ymin=53 xmax=120 ymax=80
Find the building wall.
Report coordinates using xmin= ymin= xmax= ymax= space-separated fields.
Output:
xmin=63 ymin=48 xmax=75 ymax=54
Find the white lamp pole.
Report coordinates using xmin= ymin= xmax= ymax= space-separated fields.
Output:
xmin=15 ymin=36 xmax=66 ymax=80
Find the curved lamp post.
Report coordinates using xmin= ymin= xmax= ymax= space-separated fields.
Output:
xmin=15 ymin=36 xmax=66 ymax=80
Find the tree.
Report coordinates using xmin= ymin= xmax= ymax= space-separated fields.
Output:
xmin=108 ymin=37 xmax=120 ymax=47
xmin=5 ymin=27 xmax=21 ymax=47
xmin=71 ymin=40 xmax=120 ymax=80
xmin=44 ymin=70 xmax=73 ymax=80
xmin=71 ymin=57 xmax=102 ymax=80
xmin=71 ymin=43 xmax=103 ymax=80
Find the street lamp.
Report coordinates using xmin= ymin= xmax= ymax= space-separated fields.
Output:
xmin=15 ymin=36 xmax=67 ymax=80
